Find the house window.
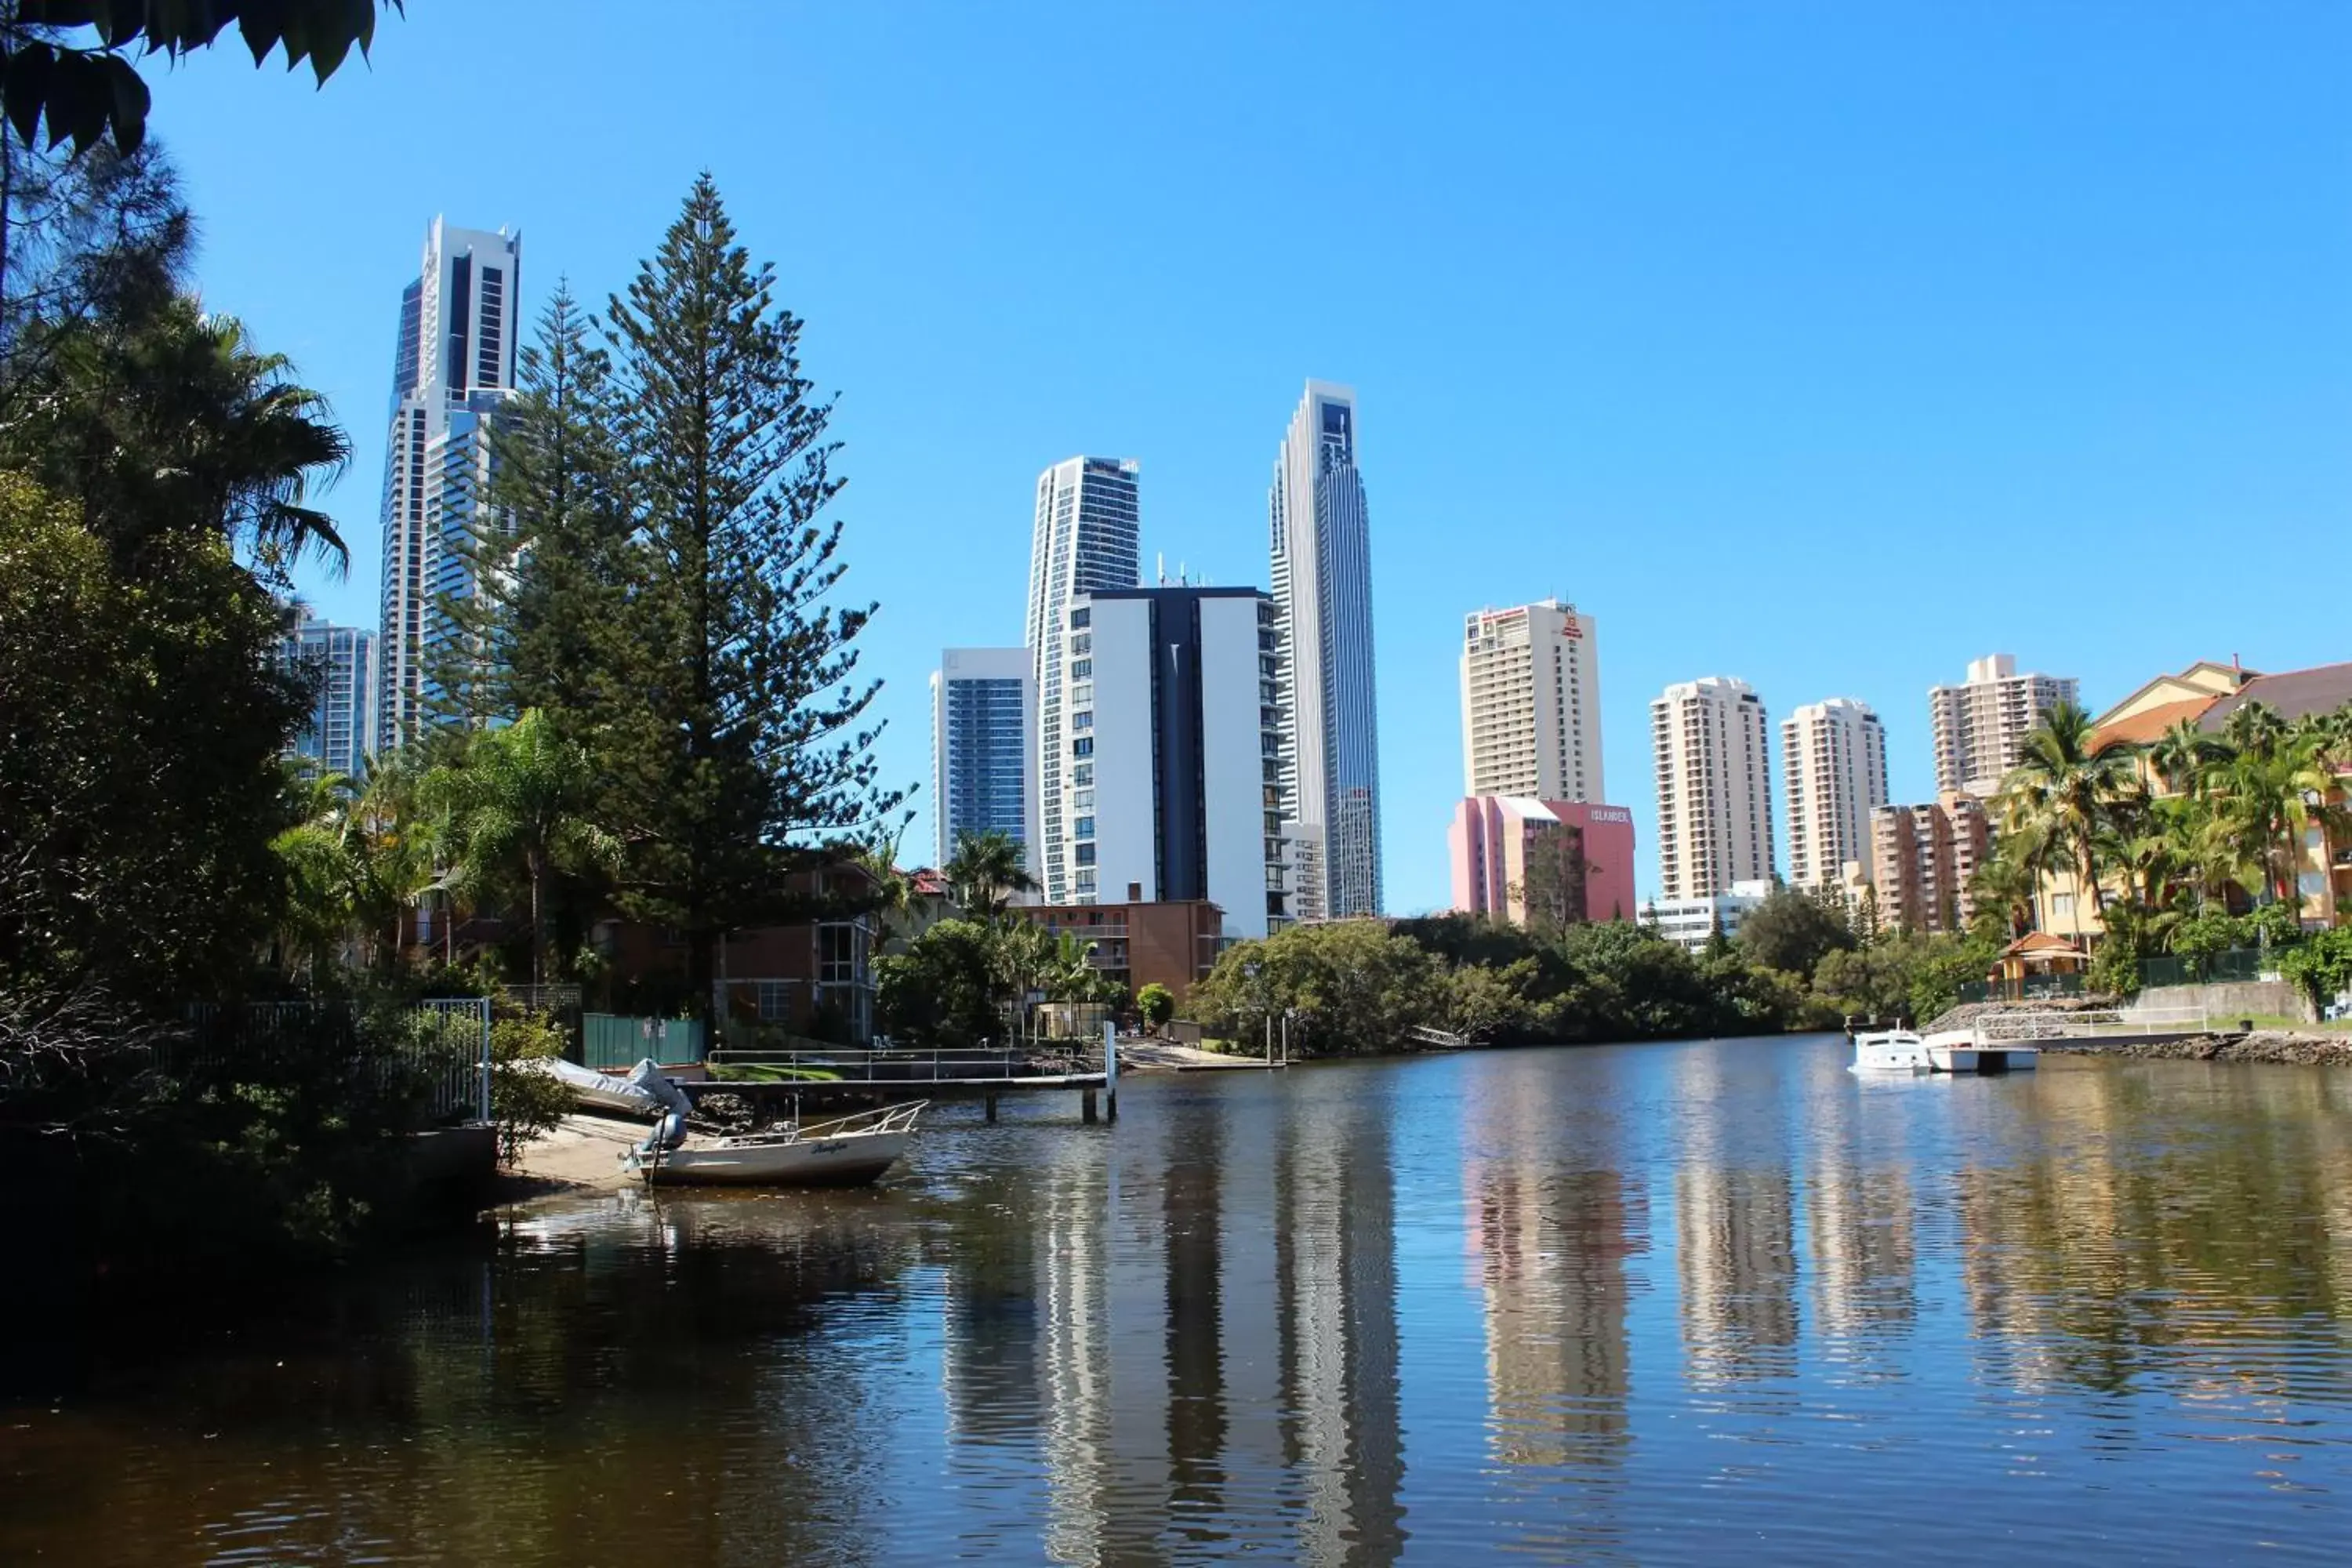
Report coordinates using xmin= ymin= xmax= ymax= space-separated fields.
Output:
xmin=756 ymin=980 xmax=793 ymax=1022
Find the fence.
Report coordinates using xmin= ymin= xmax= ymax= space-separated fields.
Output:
xmin=180 ymin=998 xmax=492 ymax=1124
xmin=1976 ymin=1004 xmax=2209 ymax=1042
xmin=2139 ymin=949 xmax=2272 ymax=989
xmin=583 ymin=1014 xmax=708 ymax=1070
xmin=1956 ymin=972 xmax=2087 ymax=1005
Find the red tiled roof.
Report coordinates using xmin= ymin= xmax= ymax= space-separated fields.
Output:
xmin=2201 ymin=660 xmax=2352 ymax=731
xmin=2002 ymin=932 xmax=2085 ymax=958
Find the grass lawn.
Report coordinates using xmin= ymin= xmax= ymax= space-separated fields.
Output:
xmin=708 ymin=1062 xmax=845 ymax=1083
xmin=2237 ymin=1012 xmax=2352 ymax=1034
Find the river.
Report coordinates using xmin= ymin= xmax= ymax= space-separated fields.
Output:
xmin=9 ymin=1033 xmax=2352 ymax=1564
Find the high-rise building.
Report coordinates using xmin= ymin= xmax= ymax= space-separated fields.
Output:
xmin=1642 ymin=881 xmax=1773 ymax=953
xmin=1449 ymin=797 xmax=1636 ymax=927
xmin=1650 ymin=677 xmax=1775 ymax=901
xmin=1058 ymin=586 xmax=1288 ymax=938
xmin=1780 ymin=698 xmax=1888 ymax=892
xmin=1460 ymin=599 xmax=1604 ymax=802
xmin=931 ymin=648 xmax=1038 ymax=873
xmin=1870 ymin=791 xmax=1991 ymax=935
xmin=281 ymin=606 xmax=376 ymax=779
xmin=1929 ymin=654 xmax=2079 ymax=799
xmin=377 ymin=218 xmax=522 ymax=753
xmin=1269 ymin=381 xmax=1382 ymax=920
xmin=1028 ymin=456 xmax=1140 ymax=905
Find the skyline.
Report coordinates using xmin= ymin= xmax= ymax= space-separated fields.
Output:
xmin=156 ymin=3 xmax=2352 ymax=912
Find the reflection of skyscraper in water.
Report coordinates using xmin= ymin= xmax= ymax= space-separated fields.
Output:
xmin=1805 ymin=1108 xmax=1918 ymax=1341
xmin=1278 ymin=1092 xmax=1406 ymax=1565
xmin=1464 ymin=1068 xmax=1644 ymax=1474
xmin=1031 ymin=1143 xmax=1114 ymax=1565
xmin=1673 ymin=1052 xmax=1798 ymax=1385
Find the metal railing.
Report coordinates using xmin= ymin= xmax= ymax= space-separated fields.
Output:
xmin=705 ymin=1040 xmax=1102 ymax=1085
xmin=180 ymin=998 xmax=490 ymax=1124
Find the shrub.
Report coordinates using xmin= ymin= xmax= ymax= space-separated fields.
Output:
xmin=488 ymin=1011 xmax=573 ymax=1165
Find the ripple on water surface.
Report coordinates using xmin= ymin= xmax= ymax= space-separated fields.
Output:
xmin=9 ymin=1038 xmax=2352 ymax=1564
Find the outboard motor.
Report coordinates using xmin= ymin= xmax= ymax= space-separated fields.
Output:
xmin=626 ymin=1058 xmax=694 ymax=1153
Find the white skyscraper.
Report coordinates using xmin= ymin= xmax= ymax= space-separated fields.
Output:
xmin=1028 ymin=456 xmax=1141 ymax=904
xmin=1460 ymin=599 xmax=1604 ymax=802
xmin=931 ymin=647 xmax=1039 ymax=874
xmin=1066 ymin=587 xmax=1287 ymax=937
xmin=1780 ymin=698 xmax=1889 ymax=892
xmin=1929 ymin=653 xmax=2080 ymax=799
xmin=1269 ymin=381 xmax=1381 ymax=920
xmin=1650 ymin=677 xmax=1775 ymax=902
xmin=377 ymin=217 xmax=521 ymax=753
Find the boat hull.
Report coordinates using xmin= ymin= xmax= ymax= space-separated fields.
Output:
xmin=1925 ymin=1042 xmax=2038 ymax=1074
xmin=645 ymin=1130 xmax=910 ymax=1188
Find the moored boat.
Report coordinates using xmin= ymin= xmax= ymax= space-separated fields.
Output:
xmin=1923 ymin=1029 xmax=2039 ymax=1074
xmin=1852 ymin=1029 xmax=1934 ymax=1074
xmin=524 ymin=1056 xmax=668 ymax=1119
xmin=629 ymin=1101 xmax=926 ymax=1189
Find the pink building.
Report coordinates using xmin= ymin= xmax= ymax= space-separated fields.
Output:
xmin=1449 ymin=797 xmax=1638 ymax=927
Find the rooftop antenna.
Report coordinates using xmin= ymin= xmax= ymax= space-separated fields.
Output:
xmin=1156 ymin=552 xmax=1166 ymax=586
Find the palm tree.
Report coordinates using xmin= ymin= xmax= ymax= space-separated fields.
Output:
xmin=5 ymin=294 xmax=350 ymax=575
xmin=944 ymin=829 xmax=1036 ymax=920
xmin=2151 ymin=717 xmax=2227 ymax=797
xmin=427 ymin=709 xmax=619 ymax=988
xmin=348 ymin=755 xmax=445 ymax=976
xmin=270 ymin=763 xmax=364 ymax=983
xmin=2210 ymin=720 xmax=2344 ymax=911
xmin=1997 ymin=699 xmax=2133 ymax=944
xmin=848 ymin=824 xmax=913 ymax=946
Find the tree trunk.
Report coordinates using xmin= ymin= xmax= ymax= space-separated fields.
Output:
xmin=528 ymin=849 xmax=545 ymax=990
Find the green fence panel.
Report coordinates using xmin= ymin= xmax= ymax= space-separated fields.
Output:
xmin=583 ymin=1014 xmax=706 ymax=1069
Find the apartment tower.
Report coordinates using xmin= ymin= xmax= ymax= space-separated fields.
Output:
xmin=1870 ymin=793 xmax=1991 ymax=935
xmin=281 ymin=607 xmax=376 ymax=779
xmin=1460 ymin=599 xmax=1604 ymax=802
xmin=376 ymin=217 xmax=521 ymax=753
xmin=931 ymin=648 xmax=1039 ymax=874
xmin=1060 ymin=587 xmax=1289 ymax=938
xmin=1650 ymin=677 xmax=1775 ymax=901
xmin=1027 ymin=457 xmax=1141 ymax=904
xmin=1929 ymin=654 xmax=2079 ymax=798
xmin=1780 ymin=698 xmax=1889 ymax=891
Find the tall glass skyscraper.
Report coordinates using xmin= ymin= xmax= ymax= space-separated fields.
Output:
xmin=1269 ymin=381 xmax=1382 ymax=919
xmin=931 ymin=647 xmax=1038 ymax=873
xmin=281 ymin=606 xmax=376 ymax=779
xmin=377 ymin=218 xmax=521 ymax=753
xmin=1027 ymin=456 xmax=1140 ymax=904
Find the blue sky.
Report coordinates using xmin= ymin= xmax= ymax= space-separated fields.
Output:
xmin=156 ymin=2 xmax=2351 ymax=913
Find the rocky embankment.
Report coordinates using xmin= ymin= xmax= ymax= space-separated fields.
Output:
xmin=1917 ymin=997 xmax=2110 ymax=1036
xmin=2038 ymin=1031 xmax=2352 ymax=1065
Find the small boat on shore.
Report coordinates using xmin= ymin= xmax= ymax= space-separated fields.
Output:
xmin=630 ymin=1102 xmax=925 ymax=1188
xmin=525 ymin=1057 xmax=668 ymax=1120
xmin=1852 ymin=1029 xmax=1934 ymax=1074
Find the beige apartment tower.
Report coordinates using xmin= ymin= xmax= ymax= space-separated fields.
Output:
xmin=1930 ymin=654 xmax=2079 ymax=798
xmin=1460 ymin=599 xmax=1604 ymax=802
xmin=1780 ymin=699 xmax=1888 ymax=892
xmin=1651 ymin=677 xmax=1775 ymax=902
xmin=1870 ymin=792 xmax=1991 ymax=935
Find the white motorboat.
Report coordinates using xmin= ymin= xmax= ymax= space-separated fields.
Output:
xmin=1923 ymin=1029 xmax=2038 ymax=1074
xmin=1852 ymin=1029 xmax=1934 ymax=1074
xmin=630 ymin=1102 xmax=926 ymax=1189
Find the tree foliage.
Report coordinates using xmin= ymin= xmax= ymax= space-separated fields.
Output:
xmin=1737 ymin=886 xmax=1856 ymax=978
xmin=2 ymin=2 xmax=404 ymax=157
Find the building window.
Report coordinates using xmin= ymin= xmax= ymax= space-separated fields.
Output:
xmin=1073 ymin=711 xmax=1092 ymax=730
xmin=1073 ymin=764 xmax=1093 ymax=786
xmin=1076 ymin=844 xmax=1096 ymax=866
xmin=1076 ymin=816 xmax=1095 ymax=838
xmin=1072 ymin=659 xmax=1091 ymax=679
xmin=1073 ymin=737 xmax=1093 ymax=757
xmin=1074 ymin=789 xmax=1093 ymax=809
xmin=1070 ymin=608 xmax=1090 ymax=629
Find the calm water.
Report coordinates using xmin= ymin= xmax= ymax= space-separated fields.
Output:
xmin=13 ymin=1034 xmax=2352 ymax=1564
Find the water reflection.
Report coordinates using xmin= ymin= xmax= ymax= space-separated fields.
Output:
xmin=17 ymin=1045 xmax=2352 ymax=1564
